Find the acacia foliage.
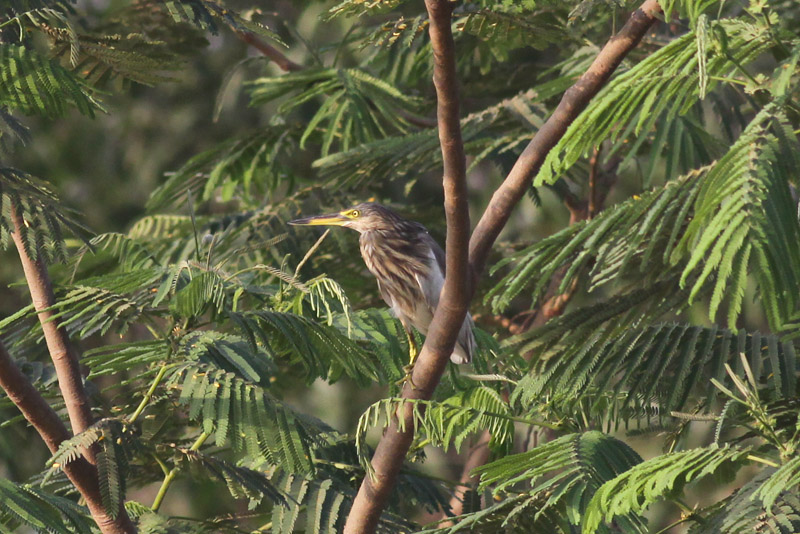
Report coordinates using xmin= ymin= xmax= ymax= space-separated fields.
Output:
xmin=0 ymin=0 xmax=799 ymax=533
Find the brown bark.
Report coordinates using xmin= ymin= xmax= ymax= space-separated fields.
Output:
xmin=0 ymin=340 xmax=136 ymax=533
xmin=10 ymin=205 xmax=95 ymax=438
xmin=0 ymin=340 xmax=72 ymax=451
xmin=468 ymin=0 xmax=663 ymax=278
xmin=343 ymin=1 xmax=470 ymax=532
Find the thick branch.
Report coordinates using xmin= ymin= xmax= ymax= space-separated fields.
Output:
xmin=468 ymin=0 xmax=662 ymax=277
xmin=9 ymin=206 xmax=95 ymax=438
xmin=0 ymin=340 xmax=136 ymax=534
xmin=0 ymin=339 xmax=71 ymax=450
xmin=343 ymin=1 xmax=470 ymax=532
xmin=236 ymin=31 xmax=304 ymax=72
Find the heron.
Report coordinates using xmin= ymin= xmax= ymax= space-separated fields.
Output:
xmin=289 ymin=202 xmax=475 ymax=383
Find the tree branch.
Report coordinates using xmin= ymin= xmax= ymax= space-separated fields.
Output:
xmin=442 ymin=149 xmax=622 ymax=523
xmin=236 ymin=31 xmax=304 ymax=72
xmin=9 ymin=205 xmax=95 ymax=439
xmin=468 ymin=0 xmax=662 ymax=277
xmin=344 ymin=2 xmax=661 ymax=531
xmin=0 ymin=339 xmax=71 ymax=451
xmin=0 ymin=340 xmax=136 ymax=534
xmin=343 ymin=1 xmax=470 ymax=532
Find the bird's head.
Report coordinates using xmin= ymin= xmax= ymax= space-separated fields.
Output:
xmin=289 ymin=202 xmax=400 ymax=234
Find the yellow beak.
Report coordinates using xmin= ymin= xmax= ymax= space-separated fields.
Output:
xmin=288 ymin=212 xmax=349 ymax=226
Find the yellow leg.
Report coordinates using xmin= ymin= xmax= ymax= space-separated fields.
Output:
xmin=395 ymin=328 xmax=419 ymax=389
xmin=406 ymin=328 xmax=418 ymax=368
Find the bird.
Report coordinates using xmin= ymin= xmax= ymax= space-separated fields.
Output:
xmin=289 ymin=202 xmax=475 ymax=383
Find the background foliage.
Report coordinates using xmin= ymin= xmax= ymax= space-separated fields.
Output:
xmin=1 ymin=0 xmax=799 ymax=532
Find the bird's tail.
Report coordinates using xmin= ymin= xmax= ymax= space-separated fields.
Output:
xmin=450 ymin=313 xmax=476 ymax=364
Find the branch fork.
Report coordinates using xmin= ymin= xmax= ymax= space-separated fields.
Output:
xmin=0 ymin=206 xmax=137 ymax=533
xmin=345 ymin=1 xmax=663 ymax=532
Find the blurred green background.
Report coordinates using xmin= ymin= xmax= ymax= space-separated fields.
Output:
xmin=0 ymin=0 xmax=782 ymax=530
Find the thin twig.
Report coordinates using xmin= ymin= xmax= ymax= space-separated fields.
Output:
xmin=237 ymin=31 xmax=304 ymax=72
xmin=398 ymin=108 xmax=438 ymax=128
xmin=129 ymin=363 xmax=173 ymax=424
xmin=588 ymin=146 xmax=601 ymax=219
xmin=437 ymin=433 xmax=490 ymax=526
xmin=294 ymin=228 xmax=330 ymax=278
xmin=152 ymin=432 xmax=210 ymax=511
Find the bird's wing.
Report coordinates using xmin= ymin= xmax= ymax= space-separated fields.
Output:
xmin=417 ymin=233 xmax=446 ymax=312
xmin=425 ymin=233 xmax=447 ymax=276
xmin=419 ymin=233 xmax=475 ymax=364
xmin=375 ymin=278 xmax=396 ymax=312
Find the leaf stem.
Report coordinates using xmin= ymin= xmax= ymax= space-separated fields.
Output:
xmin=652 ymin=514 xmax=697 ymax=534
xmin=746 ymin=454 xmax=780 ymax=468
xmin=708 ymin=75 xmax=747 ymax=86
xmin=151 ymin=432 xmax=210 ymax=511
xmin=151 ymin=453 xmax=170 ymax=477
xmin=294 ymin=228 xmax=331 ymax=278
xmin=129 ymin=363 xmax=172 ymax=424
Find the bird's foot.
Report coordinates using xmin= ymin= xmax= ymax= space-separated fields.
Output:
xmin=395 ymin=364 xmax=418 ymax=390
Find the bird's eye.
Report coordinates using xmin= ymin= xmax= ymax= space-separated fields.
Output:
xmin=349 ymin=210 xmax=360 ymax=218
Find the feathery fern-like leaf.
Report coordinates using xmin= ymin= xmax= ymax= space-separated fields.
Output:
xmin=248 ymin=68 xmax=423 ymax=157
xmin=536 ymin=19 xmax=772 ymax=185
xmin=230 ymin=310 xmax=382 ymax=385
xmin=475 ymin=431 xmax=645 ymax=533
xmin=147 ymin=127 xmax=299 ymax=210
xmin=0 ymin=44 xmax=101 ymax=117
xmin=46 ymin=418 xmax=140 ymax=517
xmin=583 ymin=445 xmax=752 ymax=533
xmin=0 ymin=479 xmax=94 ymax=534
xmin=511 ymin=318 xmax=796 ymax=420
xmin=355 ymin=393 xmax=520 ymax=476
xmin=691 ymin=470 xmax=800 ymax=534
xmin=676 ymin=104 xmax=800 ymax=330
xmin=164 ymin=0 xmax=280 ymax=40
xmin=168 ymin=362 xmax=320 ymax=472
xmin=314 ymin=89 xmax=546 ymax=186
xmin=754 ymin=456 xmax=800 ymax=510
xmin=0 ymin=167 xmax=89 ymax=263
xmin=176 ymin=447 xmax=285 ymax=507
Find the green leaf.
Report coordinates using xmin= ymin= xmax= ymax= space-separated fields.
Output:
xmin=583 ymin=446 xmax=752 ymax=532
xmin=475 ymin=431 xmax=645 ymax=531
xmin=536 ymin=19 xmax=772 ymax=185
xmin=0 ymin=167 xmax=90 ymax=263
xmin=168 ymin=362 xmax=321 ymax=473
xmin=248 ymin=68 xmax=423 ymax=157
xmin=0 ymin=479 xmax=93 ymax=534
xmin=0 ymin=44 xmax=101 ymax=117
xmin=755 ymin=456 xmax=800 ymax=510
xmin=164 ymin=0 xmax=281 ymax=42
